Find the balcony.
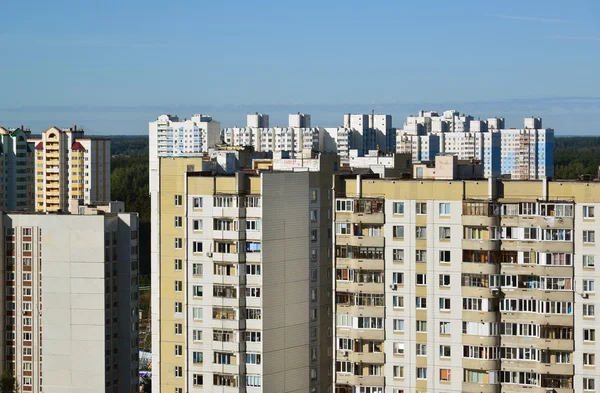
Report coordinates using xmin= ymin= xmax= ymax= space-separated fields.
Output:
xmin=335 ymin=281 xmax=384 ymax=294
xmin=212 ymin=253 xmax=245 ymax=263
xmin=462 ymin=239 xmax=500 ymax=251
xmin=337 ymin=350 xmax=384 ymax=364
xmin=335 ymin=374 xmax=383 ymax=387
xmin=335 ymin=257 xmax=384 ymax=271
xmin=501 ymin=336 xmax=573 ymax=351
xmin=462 ymin=215 xmax=499 ymax=227
xmin=462 ymin=382 xmax=499 ymax=393
xmin=336 ymin=235 xmax=384 ymax=248
xmin=213 ymin=230 xmax=246 ymax=241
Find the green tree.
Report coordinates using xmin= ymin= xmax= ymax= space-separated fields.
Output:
xmin=0 ymin=370 xmax=19 ymax=393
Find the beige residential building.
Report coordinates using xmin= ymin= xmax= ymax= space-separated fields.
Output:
xmin=0 ymin=127 xmax=34 ymax=211
xmin=30 ymin=126 xmax=110 ymax=212
xmin=1 ymin=209 xmax=139 ymax=393
xmin=151 ymin=154 xmax=338 ymax=393
xmin=333 ymin=176 xmax=600 ymax=393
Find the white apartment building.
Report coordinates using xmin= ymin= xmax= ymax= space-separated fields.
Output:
xmin=396 ymin=112 xmax=554 ymax=180
xmin=333 ymin=176 xmax=599 ymax=393
xmin=222 ymin=113 xmax=397 ymax=163
xmin=0 ymin=127 xmax=34 ymax=211
xmin=1 ymin=210 xmax=139 ymax=393
xmin=151 ymin=155 xmax=337 ymax=393
xmin=29 ymin=126 xmax=110 ymax=212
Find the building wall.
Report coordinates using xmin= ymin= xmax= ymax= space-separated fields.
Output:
xmin=1 ymin=213 xmax=138 ymax=393
xmin=333 ymin=177 xmax=600 ymax=393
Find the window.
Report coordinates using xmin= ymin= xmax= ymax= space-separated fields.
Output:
xmin=174 ymin=345 xmax=182 ymax=356
xmin=584 ymin=206 xmax=595 ymax=218
xmin=416 ymin=297 xmax=427 ymax=309
xmin=193 ymin=241 xmax=203 ymax=253
xmin=246 ymin=353 xmax=261 ymax=365
xmin=310 ymin=189 xmax=318 ymax=203
xmin=193 ymin=220 xmax=203 ymax=231
xmin=416 ymin=250 xmax=427 ymax=262
xmin=393 ymin=225 xmax=404 ymax=239
xmin=416 ymin=367 xmax=427 ymax=379
xmin=393 ymin=202 xmax=404 ymax=214
xmin=393 ymin=319 xmax=404 ymax=332
xmin=22 ymin=242 xmax=32 ymax=251
xmin=416 ymin=274 xmax=427 ymax=286
xmin=584 ymin=230 xmax=596 ymax=244
xmin=439 ymin=298 xmax=451 ymax=311
xmin=416 ymin=203 xmax=427 ymax=215
xmin=246 ymin=220 xmax=260 ymax=231
xmin=193 ymin=351 xmax=203 ymax=364
xmin=523 ymin=227 xmax=537 ymax=240
xmin=584 ymin=329 xmax=596 ymax=342
xmin=175 ymin=366 xmax=182 ymax=377
xmin=192 ymin=263 xmax=203 ymax=275
xmin=336 ymin=199 xmax=353 ymax=212
xmin=174 ymin=281 xmax=182 ymax=292
xmin=174 ymin=238 xmax=182 ymax=249
xmin=584 ymin=353 xmax=596 ymax=366
xmin=439 ymin=203 xmax=450 ymax=215
xmin=175 ymin=323 xmax=182 ymax=335
xmin=193 ymin=285 xmax=203 ymax=297
xmin=174 ymin=195 xmax=182 ymax=206
xmin=584 ymin=378 xmax=595 ymax=391
xmin=174 ymin=259 xmax=182 ymax=271
xmin=311 ymin=229 xmax=318 ymax=242
xmin=415 ymin=226 xmax=427 ymax=239
xmin=246 ymin=308 xmax=262 ymax=320
xmin=192 ymin=307 xmax=203 ymax=320
xmin=440 ymin=345 xmax=451 ymax=357
xmin=416 ymin=343 xmax=427 ymax=356
xmin=174 ymin=216 xmax=182 ymax=227
xmin=393 ymin=296 xmax=404 ymax=308
xmin=440 ymin=321 xmax=451 ymax=334
xmin=393 ymin=272 xmax=404 ymax=285
xmin=193 ymin=374 xmax=203 ymax=386
xmin=416 ymin=320 xmax=427 ymax=332
xmin=440 ymin=368 xmax=451 ymax=382
xmin=246 ymin=287 xmax=261 ymax=298
xmin=192 ymin=197 xmax=203 ymax=208
xmin=393 ymin=249 xmax=404 ymax=261
xmin=22 ymin=377 xmax=32 ymax=386
xmin=584 ymin=304 xmax=595 ymax=317
xmin=394 ymin=366 xmax=404 ymax=378
xmin=439 ymin=226 xmax=451 ymax=240
xmin=174 ymin=302 xmax=182 ymax=313
xmin=583 ymin=280 xmax=595 ymax=293
xmin=310 ymin=210 xmax=318 ymax=222
xmin=584 ymin=255 xmax=595 ymax=268
xmin=440 ymin=250 xmax=451 ymax=263
xmin=439 ymin=274 xmax=451 ymax=287
xmin=193 ymin=329 xmax=203 ymax=342
xmin=393 ymin=342 xmax=405 ymax=355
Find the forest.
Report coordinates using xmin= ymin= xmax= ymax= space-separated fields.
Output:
xmin=109 ymin=135 xmax=600 ymax=277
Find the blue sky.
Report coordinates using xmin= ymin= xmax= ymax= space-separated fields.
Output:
xmin=1 ymin=0 xmax=599 ymax=135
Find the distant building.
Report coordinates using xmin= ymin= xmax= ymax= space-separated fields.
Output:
xmin=29 ymin=126 xmax=110 ymax=212
xmin=0 ymin=127 xmax=34 ymax=211
xmin=396 ymin=112 xmax=554 ymax=179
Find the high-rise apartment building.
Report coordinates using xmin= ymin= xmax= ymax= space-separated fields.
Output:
xmin=0 ymin=209 xmax=139 ymax=393
xmin=151 ymin=154 xmax=338 ymax=393
xmin=333 ymin=175 xmax=599 ymax=393
xmin=396 ymin=112 xmax=554 ymax=180
xmin=0 ymin=127 xmax=34 ymax=211
xmin=29 ymin=126 xmax=110 ymax=212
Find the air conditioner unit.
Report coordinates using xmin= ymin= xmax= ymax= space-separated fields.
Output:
xmin=390 ymin=284 xmax=397 ymax=290
xmin=206 ymin=252 xmax=213 ymax=257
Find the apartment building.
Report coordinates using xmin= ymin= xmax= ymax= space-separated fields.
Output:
xmin=29 ymin=126 xmax=110 ymax=212
xmin=333 ymin=175 xmax=600 ymax=393
xmin=222 ymin=113 xmax=397 ymax=163
xmin=0 ymin=209 xmax=139 ymax=393
xmin=0 ymin=127 xmax=34 ymax=211
xmin=396 ymin=112 xmax=554 ymax=180
xmin=151 ymin=154 xmax=338 ymax=393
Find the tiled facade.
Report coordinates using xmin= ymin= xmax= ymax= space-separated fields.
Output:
xmin=333 ymin=177 xmax=600 ymax=393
